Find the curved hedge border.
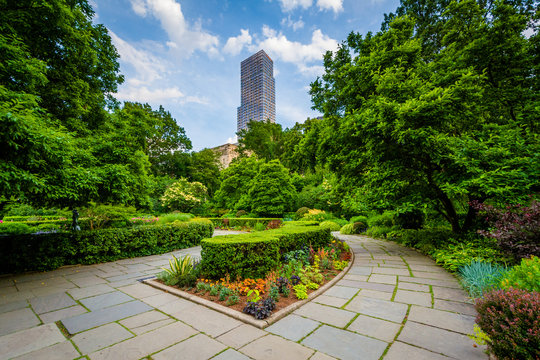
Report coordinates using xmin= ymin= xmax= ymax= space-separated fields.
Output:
xmin=0 ymin=219 xmax=213 ymax=274
xmin=200 ymin=223 xmax=332 ymax=279
xmin=209 ymin=218 xmax=282 ymax=229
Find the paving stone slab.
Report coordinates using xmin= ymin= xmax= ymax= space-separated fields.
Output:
xmin=89 ymin=320 xmax=197 ymax=360
xmin=212 ymin=348 xmax=252 ymax=360
xmin=12 ymin=340 xmax=80 ymax=360
xmin=310 ymin=352 xmax=338 ymax=360
xmin=0 ymin=291 xmax=35 ymax=305
xmin=322 ymin=285 xmax=359 ymax=299
xmin=172 ymin=303 xmax=243 ymax=337
xmin=398 ymin=321 xmax=487 ymax=359
xmin=342 ymin=274 xmax=369 ymax=282
xmin=302 ymin=325 xmax=387 ymax=360
xmin=72 ymin=322 xmax=134 ymax=354
xmin=140 ymin=292 xmax=179 ymax=308
xmin=39 ymin=305 xmax=88 ymax=324
xmin=372 ymin=267 xmax=411 ymax=276
xmin=29 ymin=292 xmax=77 ymax=314
xmin=399 ymin=276 xmax=461 ymax=289
xmin=384 ymin=341 xmax=451 ymax=360
xmin=368 ymin=274 xmax=397 ymax=285
xmin=80 ymin=291 xmax=134 ymax=311
xmin=0 ymin=307 xmax=40 ymax=336
xmin=153 ymin=333 xmax=226 ymax=360
xmin=119 ymin=310 xmax=170 ymax=330
xmin=433 ymin=299 xmax=477 ymax=316
xmin=337 ymin=280 xmax=395 ymax=293
xmin=347 ymin=314 xmax=401 ymax=342
xmin=241 ymin=334 xmax=314 ymax=360
xmin=117 ymin=283 xmax=163 ymax=299
xmin=0 ymin=300 xmax=28 ymax=314
xmin=394 ymin=289 xmax=432 ymax=307
xmin=156 ymin=297 xmax=194 ymax=315
xmin=398 ymin=282 xmax=430 ymax=292
xmin=345 ymin=296 xmax=407 ymax=323
xmin=0 ymin=323 xmax=65 ymax=360
xmin=70 ymin=275 xmax=108 ymax=288
xmin=68 ymin=284 xmax=115 ymax=300
xmin=129 ymin=318 xmax=175 ymax=335
xmin=294 ymin=302 xmax=356 ymax=328
xmin=407 ymin=306 xmax=476 ymax=334
xmin=266 ymin=314 xmax=320 ymax=342
xmin=313 ymin=294 xmax=349 ymax=308
xmin=432 ymin=286 xmax=471 ymax=303
xmin=62 ymin=300 xmax=152 ymax=334
xmin=216 ymin=324 xmax=267 ymax=348
xmin=103 ymin=272 xmax=143 ymax=283
xmin=358 ymin=289 xmax=392 ymax=300
xmin=347 ymin=267 xmax=372 ymax=276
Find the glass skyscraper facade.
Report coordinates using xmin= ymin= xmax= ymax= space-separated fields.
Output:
xmin=237 ymin=50 xmax=276 ymax=133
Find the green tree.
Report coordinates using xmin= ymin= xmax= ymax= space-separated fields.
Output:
xmin=188 ymin=149 xmax=221 ymax=196
xmin=310 ymin=1 xmax=539 ymax=233
xmin=237 ymin=120 xmax=284 ymax=161
xmin=161 ymin=178 xmax=207 ymax=213
xmin=248 ymin=160 xmax=296 ymax=217
xmin=213 ymin=157 xmax=261 ymax=210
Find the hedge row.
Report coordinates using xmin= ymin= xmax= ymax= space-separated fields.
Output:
xmin=200 ymin=222 xmax=332 ymax=279
xmin=0 ymin=219 xmax=213 ymax=274
xmin=209 ymin=217 xmax=282 ymax=229
xmin=2 ymin=215 xmax=67 ymax=222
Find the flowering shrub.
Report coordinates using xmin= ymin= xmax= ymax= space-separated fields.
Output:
xmin=475 ymin=288 xmax=540 ymax=360
xmin=472 ymin=199 xmax=540 ymax=260
xmin=500 ymin=256 xmax=540 ymax=292
xmin=130 ymin=216 xmax=158 ymax=225
xmin=160 ymin=178 xmax=207 ymax=212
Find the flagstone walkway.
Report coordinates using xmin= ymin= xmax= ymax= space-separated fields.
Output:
xmin=0 ymin=233 xmax=487 ymax=360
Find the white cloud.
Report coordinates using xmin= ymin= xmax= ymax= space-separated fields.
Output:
xmin=223 ymin=29 xmax=252 ymax=55
xmin=109 ymin=31 xmax=167 ymax=83
xmin=226 ymin=135 xmax=238 ymax=144
xmin=278 ymin=0 xmax=312 ymax=12
xmin=281 ymin=15 xmax=304 ymax=31
xmin=130 ymin=0 xmax=219 ymax=58
xmin=316 ymin=0 xmax=343 ymax=13
xmin=255 ymin=26 xmax=338 ymax=75
xmin=116 ymin=86 xmax=184 ymax=102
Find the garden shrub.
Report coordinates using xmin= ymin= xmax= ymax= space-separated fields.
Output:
xmin=388 ymin=228 xmax=455 ymax=253
xmin=0 ymin=222 xmax=31 ymax=235
xmin=161 ymin=178 xmax=207 ymax=212
xmin=339 ymin=223 xmax=354 ymax=235
xmin=156 ymin=213 xmax=194 ymax=224
xmin=500 ymin=256 xmax=540 ymax=292
xmin=367 ymin=212 xmax=394 ymax=228
xmin=365 ymin=225 xmax=395 ymax=238
xmin=200 ymin=223 xmax=332 ymax=279
xmin=473 ymin=199 xmax=540 ymax=260
xmin=319 ymin=221 xmax=341 ymax=231
xmin=475 ymin=288 xmax=540 ymax=360
xmin=349 ymin=215 xmax=368 ymax=224
xmin=352 ymin=221 xmax=367 ymax=233
xmin=2 ymin=215 xmax=66 ymax=222
xmin=235 ymin=210 xmax=248 ymax=217
xmin=0 ymin=219 xmax=213 ymax=273
xmin=301 ymin=209 xmax=335 ymax=222
xmin=209 ymin=218 xmax=282 ymax=229
xmin=458 ymin=261 xmax=507 ymax=298
xmin=432 ymin=240 xmax=509 ymax=272
xmin=295 ymin=207 xmax=310 ymax=219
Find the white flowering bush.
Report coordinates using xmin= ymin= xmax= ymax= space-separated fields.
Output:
xmin=160 ymin=178 xmax=207 ymax=212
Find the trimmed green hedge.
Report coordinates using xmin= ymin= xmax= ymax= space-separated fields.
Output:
xmin=209 ymin=217 xmax=282 ymax=229
xmin=200 ymin=223 xmax=331 ymax=279
xmin=2 ymin=215 xmax=67 ymax=222
xmin=0 ymin=219 xmax=213 ymax=274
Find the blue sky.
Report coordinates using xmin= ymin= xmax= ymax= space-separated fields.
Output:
xmin=92 ymin=0 xmax=400 ymax=150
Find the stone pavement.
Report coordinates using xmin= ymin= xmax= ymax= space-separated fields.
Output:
xmin=0 ymin=233 xmax=487 ymax=360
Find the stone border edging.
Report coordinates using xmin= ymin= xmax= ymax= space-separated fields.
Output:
xmin=143 ymin=248 xmax=354 ymax=329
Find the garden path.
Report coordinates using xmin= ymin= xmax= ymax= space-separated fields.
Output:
xmin=0 ymin=233 xmax=487 ymax=360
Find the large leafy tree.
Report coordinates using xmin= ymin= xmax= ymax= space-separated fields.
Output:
xmin=213 ymin=157 xmax=261 ymax=210
xmin=249 ymin=160 xmax=296 ymax=217
xmin=237 ymin=120 xmax=284 ymax=161
xmin=310 ymin=0 xmax=539 ymax=232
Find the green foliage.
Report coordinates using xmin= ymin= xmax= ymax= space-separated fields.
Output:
xmin=433 ymin=241 xmax=509 ymax=272
xmin=200 ymin=223 xmax=332 ymax=279
xmin=253 ymin=222 xmax=266 ymax=232
xmin=500 ymin=256 xmax=540 ymax=293
xmin=269 ymin=285 xmax=280 ymax=302
xmin=306 ymin=282 xmax=319 ymax=290
xmin=161 ymin=178 xmax=207 ymax=213
xmin=350 ymin=215 xmax=368 ymax=224
xmin=209 ymin=285 xmax=219 ymax=296
xmin=339 ymin=224 xmax=355 ymax=235
xmin=187 ymin=149 xmax=221 ymax=197
xmin=209 ymin=218 xmax=282 ymax=229
xmin=458 ymin=261 xmax=507 ymax=298
xmin=333 ymin=260 xmax=349 ymax=271
xmin=309 ymin=1 xmax=539 ymax=233
xmin=156 ymin=213 xmax=194 ymax=224
xmin=293 ymin=284 xmax=308 ymax=299
xmin=237 ymin=120 xmax=284 ymax=161
xmin=394 ymin=209 xmax=425 ymax=230
xmin=0 ymin=222 xmax=31 ymax=235
xmin=248 ymin=160 xmax=296 ymax=217
xmin=162 ymin=254 xmax=194 ymax=279
xmin=226 ymin=293 xmax=239 ymax=306
xmin=365 ymin=226 xmax=396 ymax=239
xmin=0 ymin=220 xmax=213 ymax=273
xmin=388 ymin=228 xmax=455 ymax=253
xmin=319 ymin=221 xmax=341 ymax=231
xmin=81 ymin=203 xmax=137 ymax=230
xmin=475 ymin=288 xmax=540 ymax=360
xmin=301 ymin=209 xmax=335 ymax=222
xmin=295 ymin=207 xmax=310 ymax=219
xmin=218 ymin=287 xmax=232 ymax=301
xmin=367 ymin=212 xmax=395 ymax=228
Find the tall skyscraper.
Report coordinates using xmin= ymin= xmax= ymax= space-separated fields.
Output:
xmin=237 ymin=50 xmax=276 ymax=133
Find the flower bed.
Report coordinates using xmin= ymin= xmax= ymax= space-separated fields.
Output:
xmin=154 ymin=239 xmax=352 ymax=323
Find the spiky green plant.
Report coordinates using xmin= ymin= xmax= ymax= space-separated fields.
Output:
xmin=458 ymin=260 xmax=507 ymax=298
xmin=162 ymin=254 xmax=194 ymax=278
